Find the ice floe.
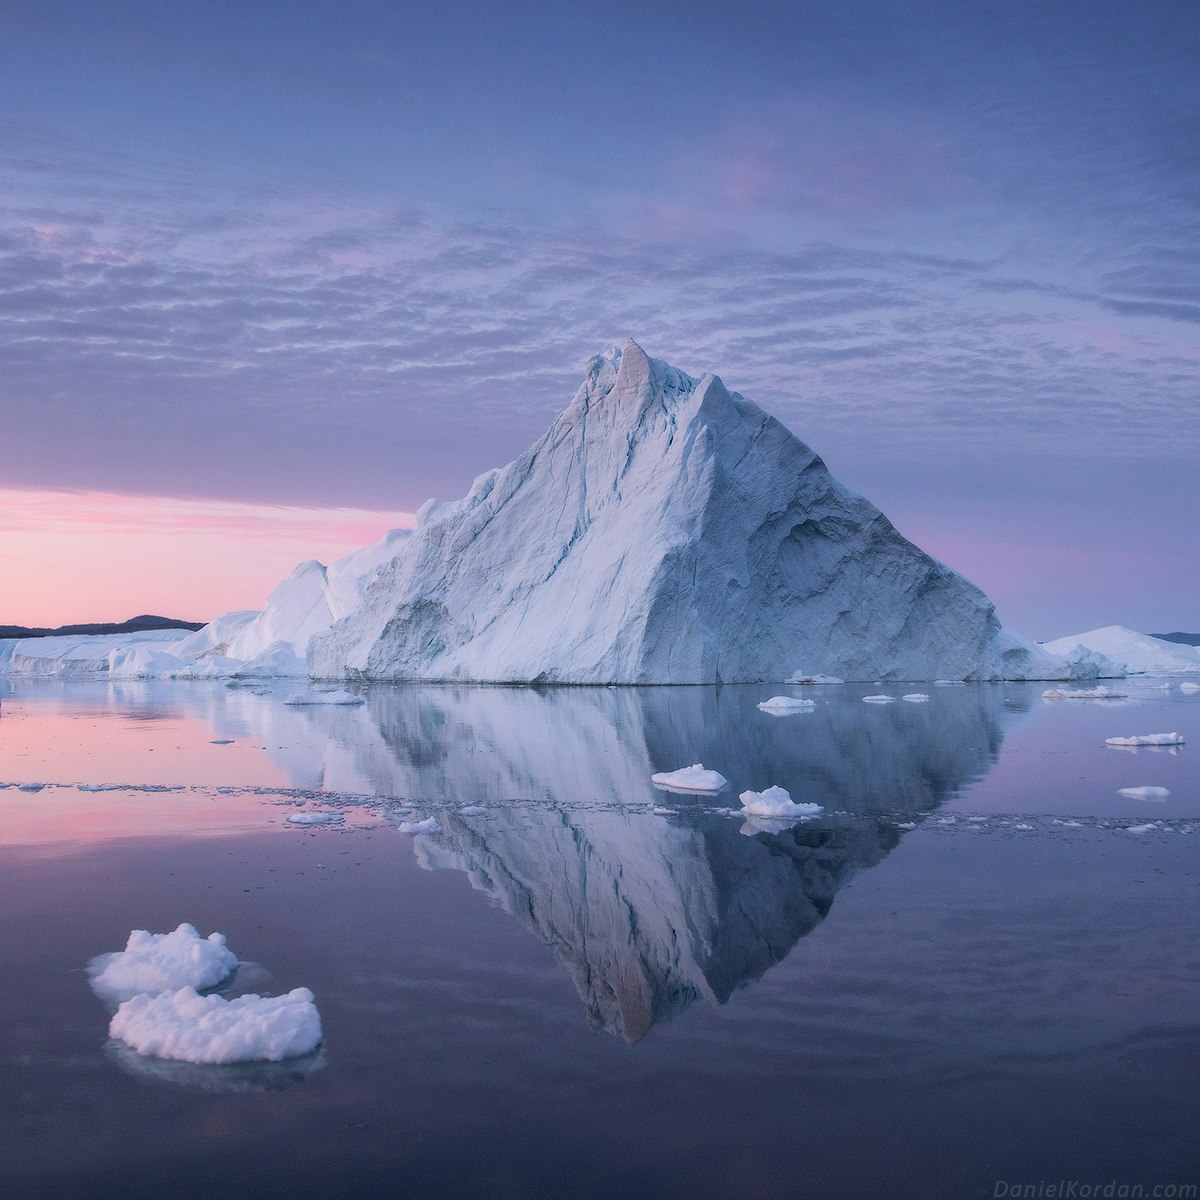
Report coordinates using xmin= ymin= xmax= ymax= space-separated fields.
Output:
xmin=1041 ymin=685 xmax=1126 ymax=701
xmin=89 ymin=924 xmax=238 ymax=1003
xmin=650 ymin=764 xmax=729 ymax=793
xmin=285 ymin=811 xmax=344 ymax=826
xmin=756 ymin=696 xmax=816 ymax=713
xmin=109 ymin=986 xmax=322 ymax=1064
xmin=737 ymin=785 xmax=822 ymax=818
xmin=862 ymin=695 xmax=896 ymax=704
xmin=1117 ymin=786 xmax=1171 ymax=801
xmin=1181 ymin=682 xmax=1200 ymax=694
xmin=1104 ymin=733 xmax=1184 ymax=747
xmin=902 ymin=693 xmax=930 ymax=703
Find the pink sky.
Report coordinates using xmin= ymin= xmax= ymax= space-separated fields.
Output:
xmin=1 ymin=487 xmax=415 ymax=627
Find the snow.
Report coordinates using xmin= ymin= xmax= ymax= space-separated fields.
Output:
xmin=1105 ymin=733 xmax=1184 ymax=747
xmin=1118 ymin=786 xmax=1171 ymax=801
xmin=738 ymin=785 xmax=823 ymax=818
xmin=902 ymin=693 xmax=930 ymax=703
xmin=756 ymin=695 xmax=816 ymax=712
xmin=1043 ymin=625 xmax=1200 ymax=676
xmin=398 ymin=817 xmax=441 ymax=834
xmin=285 ymin=812 xmax=344 ymax=826
xmin=650 ymin=764 xmax=729 ymax=793
xmin=284 ymin=688 xmax=364 ymax=706
xmin=862 ymin=695 xmax=896 ymax=704
xmin=109 ymin=986 xmax=322 ymax=1064
xmin=1042 ymin=685 xmax=1127 ymax=701
xmin=309 ymin=341 xmax=1075 ymax=684
xmin=89 ymin=924 xmax=238 ymax=1002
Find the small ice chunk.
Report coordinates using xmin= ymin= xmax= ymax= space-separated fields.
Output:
xmin=109 ymin=986 xmax=322 ymax=1064
xmin=285 ymin=812 xmax=344 ymax=826
xmin=1125 ymin=822 xmax=1159 ymax=835
xmin=933 ymin=679 xmax=966 ymax=686
xmin=902 ymin=693 xmax=930 ymax=703
xmin=1118 ymin=786 xmax=1171 ymax=801
xmin=398 ymin=816 xmax=440 ymax=834
xmin=1105 ymin=733 xmax=1184 ymax=747
xmin=1042 ymin=685 xmax=1126 ymax=701
xmin=756 ymin=696 xmax=816 ymax=713
xmin=458 ymin=805 xmax=487 ymax=815
xmin=862 ymin=695 xmax=895 ymax=704
xmin=897 ymin=821 xmax=917 ymax=830
xmin=738 ymin=785 xmax=822 ymax=818
xmin=210 ymin=739 xmax=235 ymax=745
xmin=18 ymin=782 xmax=46 ymax=792
xmin=1014 ymin=823 xmax=1034 ymax=831
xmin=1179 ymin=681 xmax=1200 ymax=693
xmin=90 ymin=924 xmax=238 ymax=1001
xmin=650 ymin=764 xmax=728 ymax=793
xmin=283 ymin=689 xmax=364 ymax=706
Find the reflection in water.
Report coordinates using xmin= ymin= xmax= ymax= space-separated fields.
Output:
xmin=211 ymin=683 xmax=1025 ymax=1041
xmin=104 ymin=1040 xmax=325 ymax=1093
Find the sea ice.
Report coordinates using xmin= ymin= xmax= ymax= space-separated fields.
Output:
xmin=285 ymin=812 xmax=344 ymax=826
xmin=1041 ymin=685 xmax=1126 ymax=701
xmin=1104 ymin=733 xmax=1184 ymax=747
xmin=1125 ymin=822 xmax=1160 ymax=835
xmin=1118 ymin=786 xmax=1171 ymax=801
xmin=902 ymin=693 xmax=930 ymax=703
xmin=756 ymin=696 xmax=816 ymax=713
xmin=89 ymin=924 xmax=238 ymax=1002
xmin=862 ymin=695 xmax=896 ymax=704
xmin=650 ymin=764 xmax=728 ymax=793
xmin=284 ymin=688 xmax=364 ymax=706
xmin=738 ymin=785 xmax=822 ymax=818
xmin=109 ymin=986 xmax=322 ymax=1063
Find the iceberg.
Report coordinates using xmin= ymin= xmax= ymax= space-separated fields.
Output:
xmin=89 ymin=924 xmax=238 ymax=1003
xmin=650 ymin=764 xmax=729 ymax=793
xmin=738 ymin=785 xmax=822 ymax=819
xmin=284 ymin=688 xmax=364 ymax=706
xmin=1118 ymin=786 xmax=1171 ymax=801
xmin=1042 ymin=626 xmax=1200 ymax=676
xmin=310 ymin=341 xmax=1078 ymax=683
xmin=109 ymin=986 xmax=322 ymax=1064
xmin=756 ymin=696 xmax=816 ymax=713
xmin=1042 ymin=685 xmax=1127 ymax=701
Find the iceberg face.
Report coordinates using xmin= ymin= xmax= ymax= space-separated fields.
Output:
xmin=311 ymin=341 xmax=1075 ymax=683
xmin=1043 ymin=626 xmax=1200 ymax=676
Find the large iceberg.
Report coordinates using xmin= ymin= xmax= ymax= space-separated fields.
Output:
xmin=310 ymin=341 xmax=1074 ymax=683
xmin=1042 ymin=626 xmax=1200 ymax=676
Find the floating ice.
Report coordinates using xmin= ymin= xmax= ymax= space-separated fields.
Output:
xmin=458 ymin=805 xmax=487 ymax=815
xmin=398 ymin=816 xmax=441 ymax=834
xmin=650 ymin=764 xmax=728 ymax=793
xmin=210 ymin=739 xmax=235 ymax=745
xmin=109 ymin=986 xmax=322 ymax=1064
xmin=284 ymin=688 xmax=364 ymax=706
xmin=933 ymin=679 xmax=966 ymax=686
xmin=1125 ymin=822 xmax=1160 ymax=835
xmin=89 ymin=924 xmax=238 ymax=1002
xmin=1041 ymin=685 xmax=1126 ymax=701
xmin=862 ymin=695 xmax=895 ymax=704
xmin=1118 ymin=786 xmax=1171 ymax=801
xmin=17 ymin=782 xmax=46 ymax=792
xmin=756 ymin=696 xmax=816 ymax=713
xmin=738 ymin=785 xmax=822 ymax=818
xmin=1181 ymin=682 xmax=1200 ymax=694
xmin=902 ymin=693 xmax=930 ymax=703
xmin=1105 ymin=733 xmax=1184 ymax=747
xmin=285 ymin=812 xmax=344 ymax=826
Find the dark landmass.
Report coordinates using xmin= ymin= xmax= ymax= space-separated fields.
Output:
xmin=0 ymin=614 xmax=204 ymax=640
xmin=1153 ymin=632 xmax=1200 ymax=647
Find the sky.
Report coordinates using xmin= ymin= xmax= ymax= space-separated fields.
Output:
xmin=0 ymin=0 xmax=1196 ymax=637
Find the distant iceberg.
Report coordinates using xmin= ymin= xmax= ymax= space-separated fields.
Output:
xmin=1042 ymin=626 xmax=1200 ymax=676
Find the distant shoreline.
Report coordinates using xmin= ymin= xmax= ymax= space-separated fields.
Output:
xmin=0 ymin=615 xmax=204 ymax=640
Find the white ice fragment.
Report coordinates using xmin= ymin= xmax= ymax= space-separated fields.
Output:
xmin=285 ymin=812 xmax=344 ymax=826
xmin=738 ymin=785 xmax=822 ymax=818
xmin=1014 ymin=823 xmax=1034 ymax=831
xmin=862 ymin=695 xmax=895 ymax=704
xmin=756 ymin=695 xmax=816 ymax=713
xmin=933 ymin=679 xmax=966 ymax=686
xmin=17 ymin=782 xmax=46 ymax=792
xmin=1104 ymin=733 xmax=1184 ymax=747
xmin=1125 ymin=822 xmax=1159 ymax=835
xmin=897 ymin=821 xmax=917 ymax=830
xmin=650 ymin=764 xmax=728 ymax=793
xmin=1118 ymin=786 xmax=1171 ymax=801
xmin=284 ymin=688 xmax=364 ymax=706
xmin=458 ymin=805 xmax=487 ymax=815
xmin=398 ymin=817 xmax=441 ymax=834
xmin=109 ymin=986 xmax=322 ymax=1063
xmin=1042 ymin=685 xmax=1126 ymax=701
xmin=210 ymin=739 xmax=235 ymax=745
xmin=1181 ymin=682 xmax=1200 ymax=693
xmin=902 ymin=693 xmax=930 ymax=703
xmin=90 ymin=924 xmax=238 ymax=1002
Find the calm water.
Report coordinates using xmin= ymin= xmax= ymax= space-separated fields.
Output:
xmin=0 ymin=677 xmax=1197 ymax=1199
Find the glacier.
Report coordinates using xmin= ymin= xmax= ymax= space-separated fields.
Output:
xmin=1 ymin=343 xmax=1122 ymax=683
